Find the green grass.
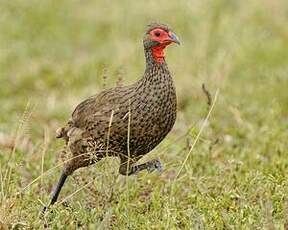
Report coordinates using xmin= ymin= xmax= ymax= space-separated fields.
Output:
xmin=1 ymin=0 xmax=288 ymax=229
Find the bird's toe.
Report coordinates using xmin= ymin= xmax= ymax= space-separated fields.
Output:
xmin=147 ymin=159 xmax=163 ymax=173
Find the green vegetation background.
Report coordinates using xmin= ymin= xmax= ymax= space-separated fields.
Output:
xmin=0 ymin=0 xmax=288 ymax=229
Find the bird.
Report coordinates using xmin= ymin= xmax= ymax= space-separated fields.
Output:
xmin=42 ymin=22 xmax=180 ymax=212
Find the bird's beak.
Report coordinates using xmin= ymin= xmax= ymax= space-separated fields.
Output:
xmin=168 ymin=32 xmax=180 ymax=45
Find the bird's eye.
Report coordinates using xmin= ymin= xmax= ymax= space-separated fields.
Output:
xmin=155 ymin=32 xmax=161 ymax=37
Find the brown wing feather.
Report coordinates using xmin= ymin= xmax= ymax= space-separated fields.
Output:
xmin=71 ymin=84 xmax=134 ymax=128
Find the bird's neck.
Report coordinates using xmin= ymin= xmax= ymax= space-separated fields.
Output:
xmin=144 ymin=48 xmax=169 ymax=74
xmin=151 ymin=44 xmax=167 ymax=64
xmin=139 ymin=48 xmax=173 ymax=88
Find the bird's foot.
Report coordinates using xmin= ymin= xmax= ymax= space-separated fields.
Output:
xmin=42 ymin=206 xmax=48 ymax=213
xmin=39 ymin=205 xmax=49 ymax=218
xmin=146 ymin=159 xmax=163 ymax=174
xmin=121 ymin=159 xmax=163 ymax=176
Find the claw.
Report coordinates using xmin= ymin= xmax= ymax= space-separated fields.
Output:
xmin=155 ymin=160 xmax=163 ymax=173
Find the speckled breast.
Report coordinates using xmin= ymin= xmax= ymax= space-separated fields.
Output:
xmin=128 ymin=72 xmax=177 ymax=158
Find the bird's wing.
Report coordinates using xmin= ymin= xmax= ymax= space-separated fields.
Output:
xmin=71 ymin=85 xmax=133 ymax=128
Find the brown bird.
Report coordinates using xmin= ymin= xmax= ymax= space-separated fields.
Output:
xmin=43 ymin=22 xmax=180 ymax=212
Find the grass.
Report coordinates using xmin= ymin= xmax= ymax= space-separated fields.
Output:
xmin=0 ymin=0 xmax=288 ymax=229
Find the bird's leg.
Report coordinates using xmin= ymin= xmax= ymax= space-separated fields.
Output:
xmin=119 ymin=158 xmax=163 ymax=176
xmin=42 ymin=171 xmax=68 ymax=213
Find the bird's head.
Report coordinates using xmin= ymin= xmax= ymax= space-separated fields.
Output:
xmin=143 ymin=22 xmax=180 ymax=63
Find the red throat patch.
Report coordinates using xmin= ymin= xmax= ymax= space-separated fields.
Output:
xmin=151 ymin=45 xmax=167 ymax=63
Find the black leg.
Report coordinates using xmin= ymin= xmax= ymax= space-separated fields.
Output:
xmin=50 ymin=171 xmax=68 ymax=205
xmin=42 ymin=171 xmax=68 ymax=213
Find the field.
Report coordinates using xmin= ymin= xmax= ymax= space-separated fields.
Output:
xmin=1 ymin=0 xmax=288 ymax=229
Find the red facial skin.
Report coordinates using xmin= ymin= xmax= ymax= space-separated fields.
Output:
xmin=149 ymin=28 xmax=175 ymax=63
